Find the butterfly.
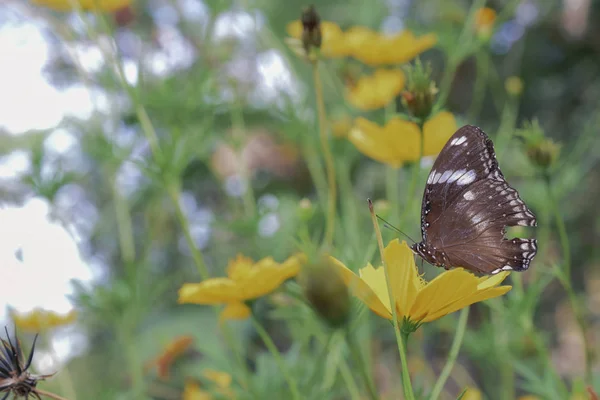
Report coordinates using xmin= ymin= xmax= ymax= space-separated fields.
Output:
xmin=411 ymin=125 xmax=537 ymax=275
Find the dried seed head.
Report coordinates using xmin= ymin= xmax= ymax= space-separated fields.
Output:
xmin=0 ymin=328 xmax=54 ymax=400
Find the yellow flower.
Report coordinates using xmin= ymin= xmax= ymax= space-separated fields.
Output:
xmin=32 ymin=0 xmax=131 ymax=12
xmin=474 ymin=7 xmax=497 ymax=37
xmin=286 ymin=20 xmax=347 ymax=58
xmin=178 ymin=254 xmax=302 ymax=321
xmin=346 ymin=69 xmax=405 ymax=111
xmin=331 ymin=239 xmax=511 ymax=324
xmin=518 ymin=396 xmax=542 ymax=400
xmin=144 ymin=336 xmax=194 ymax=380
xmin=348 ymin=111 xmax=457 ymax=167
xmin=11 ymin=308 xmax=76 ymax=333
xmin=183 ymin=370 xmax=234 ymax=400
xmin=462 ymin=387 xmax=483 ymax=400
xmin=183 ymin=380 xmax=212 ymax=400
xmin=330 ymin=115 xmax=353 ymax=139
xmin=342 ymin=26 xmax=437 ymax=66
xmin=286 ymin=21 xmax=436 ymax=64
xmin=505 ymin=76 xmax=524 ymax=96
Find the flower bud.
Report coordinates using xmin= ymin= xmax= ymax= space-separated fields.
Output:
xmin=517 ymin=120 xmax=560 ymax=170
xmin=298 ymin=198 xmax=315 ymax=221
xmin=301 ymin=5 xmax=322 ymax=55
xmin=299 ymin=256 xmax=350 ymax=328
xmin=474 ymin=7 xmax=497 ymax=42
xmin=505 ymin=76 xmax=523 ymax=97
xmin=401 ymin=59 xmax=438 ymax=121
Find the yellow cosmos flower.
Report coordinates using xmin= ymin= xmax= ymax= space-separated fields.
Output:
xmin=348 ymin=111 xmax=457 ymax=167
xmin=286 ymin=20 xmax=347 ymax=58
xmin=183 ymin=370 xmax=234 ymax=400
xmin=32 ymin=0 xmax=131 ymax=12
xmin=11 ymin=308 xmax=76 ymax=333
xmin=178 ymin=254 xmax=302 ymax=321
xmin=462 ymin=387 xmax=483 ymax=400
xmin=346 ymin=69 xmax=405 ymax=111
xmin=474 ymin=7 xmax=497 ymax=37
xmin=331 ymin=239 xmax=511 ymax=324
xmin=342 ymin=26 xmax=437 ymax=66
xmin=286 ymin=21 xmax=436 ymax=64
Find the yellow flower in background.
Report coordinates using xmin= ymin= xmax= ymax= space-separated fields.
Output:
xmin=286 ymin=20 xmax=436 ymax=64
xmin=517 ymin=396 xmax=542 ymax=400
xmin=474 ymin=7 xmax=497 ymax=37
xmin=462 ymin=387 xmax=483 ymax=400
xmin=182 ymin=370 xmax=235 ymax=400
xmin=343 ymin=27 xmax=437 ymax=66
xmin=11 ymin=308 xmax=76 ymax=332
xmin=330 ymin=115 xmax=353 ymax=139
xmin=183 ymin=380 xmax=212 ymax=400
xmin=286 ymin=20 xmax=347 ymax=58
xmin=144 ymin=335 xmax=194 ymax=380
xmin=348 ymin=111 xmax=457 ymax=167
xmin=32 ymin=0 xmax=131 ymax=12
xmin=178 ymin=254 xmax=303 ymax=321
xmin=346 ymin=69 xmax=405 ymax=111
xmin=505 ymin=76 xmax=524 ymax=96
xmin=331 ymin=239 xmax=511 ymax=324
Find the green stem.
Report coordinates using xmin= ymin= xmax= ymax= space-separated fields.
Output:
xmin=231 ymin=96 xmax=256 ymax=218
xmin=467 ymin=51 xmax=489 ymax=121
xmin=399 ymin=121 xmax=424 ymax=228
xmin=337 ymin=157 xmax=361 ymax=254
xmin=312 ymin=61 xmax=337 ymax=249
xmin=428 ymin=307 xmax=469 ymax=400
xmin=399 ymin=330 xmax=415 ymax=400
xmin=339 ymin=357 xmax=364 ymax=400
xmin=167 ymin=184 xmax=210 ymax=279
xmin=369 ymin=204 xmax=414 ymax=400
xmin=346 ymin=330 xmax=378 ymax=400
xmin=250 ymin=315 xmax=300 ymax=400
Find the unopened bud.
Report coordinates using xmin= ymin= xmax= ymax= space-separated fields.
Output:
xmin=301 ymin=5 xmax=322 ymax=55
xmin=505 ymin=76 xmax=523 ymax=97
xmin=298 ymin=198 xmax=315 ymax=221
xmin=401 ymin=59 xmax=438 ymax=121
xmin=517 ymin=120 xmax=560 ymax=170
xmin=474 ymin=7 xmax=497 ymax=42
xmin=300 ymin=256 xmax=350 ymax=328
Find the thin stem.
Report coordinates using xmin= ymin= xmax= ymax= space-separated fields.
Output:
xmin=338 ymin=356 xmax=364 ymax=400
xmin=231 ymin=96 xmax=256 ymax=218
xmin=467 ymin=51 xmax=489 ymax=121
xmin=35 ymin=388 xmax=71 ymax=400
xmin=428 ymin=307 xmax=470 ymax=400
xmin=250 ymin=315 xmax=300 ymax=400
xmin=368 ymin=200 xmax=415 ymax=400
xmin=346 ymin=330 xmax=378 ymax=400
xmin=312 ymin=61 xmax=337 ymax=249
xmin=167 ymin=184 xmax=210 ymax=279
xmin=42 ymin=333 xmax=77 ymax=400
xmin=337 ymin=157 xmax=361 ymax=253
xmin=544 ymin=171 xmax=583 ymax=374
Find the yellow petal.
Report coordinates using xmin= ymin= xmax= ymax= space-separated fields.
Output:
xmin=423 ymin=111 xmax=458 ymax=156
xmin=353 ymin=30 xmax=437 ymax=66
xmin=424 ymin=286 xmax=511 ymax=322
xmin=462 ymin=386 xmax=483 ymax=400
xmin=12 ymin=308 xmax=77 ymax=333
xmin=285 ymin=20 xmax=346 ymax=57
xmin=346 ymin=69 xmax=405 ymax=111
xmin=348 ymin=117 xmax=420 ymax=167
xmin=329 ymin=257 xmax=391 ymax=319
xmin=178 ymin=279 xmax=242 ymax=304
xmin=220 ymin=302 xmax=251 ymax=321
xmin=183 ymin=380 xmax=212 ymax=400
xmin=202 ymin=369 xmax=232 ymax=389
xmin=477 ymin=270 xmax=510 ymax=290
xmin=383 ymin=239 xmax=421 ymax=317
xmin=410 ymin=268 xmax=479 ymax=322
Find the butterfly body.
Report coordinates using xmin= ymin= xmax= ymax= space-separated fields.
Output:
xmin=411 ymin=125 xmax=537 ymax=275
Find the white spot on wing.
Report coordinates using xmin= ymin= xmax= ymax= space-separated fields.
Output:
xmin=433 ymin=172 xmax=443 ymax=184
xmin=463 ymin=191 xmax=475 ymax=201
xmin=427 ymin=169 xmax=436 ymax=184
xmin=447 ymin=169 xmax=466 ymax=183
xmin=457 ymin=170 xmax=476 ymax=185
xmin=502 ymin=265 xmax=513 ymax=271
xmin=452 ymin=136 xmax=467 ymax=146
xmin=472 ymin=214 xmax=482 ymax=224
xmin=520 ymin=243 xmax=529 ymax=250
xmin=438 ymin=170 xmax=453 ymax=184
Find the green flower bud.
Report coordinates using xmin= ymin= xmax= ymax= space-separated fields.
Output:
xmin=299 ymin=256 xmax=350 ymax=328
xmin=401 ymin=59 xmax=439 ymax=121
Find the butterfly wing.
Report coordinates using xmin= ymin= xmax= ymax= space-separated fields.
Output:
xmin=419 ymin=125 xmax=537 ymax=274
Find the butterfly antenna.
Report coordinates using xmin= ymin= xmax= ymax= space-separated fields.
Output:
xmin=375 ymin=215 xmax=417 ymax=244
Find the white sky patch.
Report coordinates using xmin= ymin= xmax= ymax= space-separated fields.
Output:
xmin=0 ymin=150 xmax=31 ymax=179
xmin=0 ymin=198 xmax=94 ymax=321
